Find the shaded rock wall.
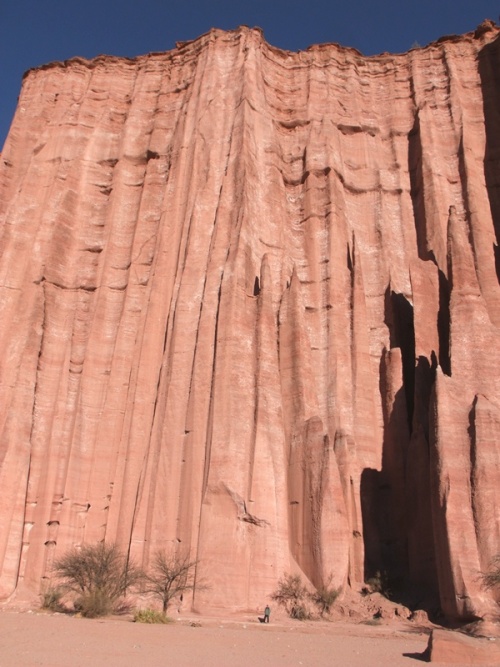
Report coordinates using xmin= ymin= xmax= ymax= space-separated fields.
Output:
xmin=1 ymin=23 xmax=500 ymax=619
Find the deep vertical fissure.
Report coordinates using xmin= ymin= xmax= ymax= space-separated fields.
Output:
xmin=385 ymin=290 xmax=416 ymax=433
xmin=478 ymin=36 xmax=500 ymax=283
xmin=437 ymin=269 xmax=451 ymax=377
xmin=409 ymin=114 xmax=431 ymax=262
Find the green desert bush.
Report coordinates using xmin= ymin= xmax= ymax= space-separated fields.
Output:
xmin=272 ymin=573 xmax=311 ymax=620
xmin=133 ymin=608 xmax=172 ymax=624
xmin=272 ymin=572 xmax=341 ymax=619
xmin=311 ymin=575 xmax=341 ymax=616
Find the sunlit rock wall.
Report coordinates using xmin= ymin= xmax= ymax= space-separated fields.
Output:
xmin=1 ymin=22 xmax=499 ymax=619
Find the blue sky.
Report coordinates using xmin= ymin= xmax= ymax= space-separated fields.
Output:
xmin=1 ymin=1 xmax=498 ymax=149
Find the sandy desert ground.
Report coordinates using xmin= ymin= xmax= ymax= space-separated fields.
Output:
xmin=0 ymin=608 xmax=441 ymax=667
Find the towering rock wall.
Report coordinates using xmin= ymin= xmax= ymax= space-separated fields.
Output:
xmin=1 ymin=22 xmax=499 ymax=619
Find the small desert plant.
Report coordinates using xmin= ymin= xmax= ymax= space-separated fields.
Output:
xmin=291 ymin=603 xmax=311 ymax=620
xmin=311 ymin=575 xmax=340 ymax=616
xmin=53 ymin=542 xmax=143 ymax=618
xmin=364 ymin=570 xmax=392 ymax=598
xmin=144 ymin=549 xmax=203 ymax=614
xmin=74 ymin=589 xmax=113 ymax=618
xmin=272 ymin=573 xmax=311 ymax=620
xmin=41 ymin=586 xmax=64 ymax=612
xmin=481 ymin=555 xmax=500 ymax=591
xmin=363 ymin=617 xmax=382 ymax=626
xmin=133 ymin=608 xmax=172 ymax=624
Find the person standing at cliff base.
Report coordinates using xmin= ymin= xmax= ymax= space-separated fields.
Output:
xmin=264 ymin=606 xmax=270 ymax=623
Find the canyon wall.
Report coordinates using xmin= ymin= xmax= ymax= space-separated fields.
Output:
xmin=1 ymin=22 xmax=500 ymax=619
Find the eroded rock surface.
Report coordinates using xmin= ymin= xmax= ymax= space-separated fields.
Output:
xmin=1 ymin=22 xmax=500 ymax=618
xmin=427 ymin=629 xmax=500 ymax=664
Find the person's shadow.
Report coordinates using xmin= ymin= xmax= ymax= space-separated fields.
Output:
xmin=402 ymin=649 xmax=429 ymax=662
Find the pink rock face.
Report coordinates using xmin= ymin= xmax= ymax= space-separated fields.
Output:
xmin=1 ymin=23 xmax=500 ymax=619
xmin=427 ymin=629 xmax=500 ymax=664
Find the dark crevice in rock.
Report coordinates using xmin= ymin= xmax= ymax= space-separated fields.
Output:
xmin=467 ymin=396 xmax=479 ymax=546
xmin=360 ymin=463 xmax=408 ymax=586
xmin=437 ymin=270 xmax=451 ymax=376
xmin=409 ymin=115 xmax=431 ymax=263
xmin=405 ymin=355 xmax=439 ymax=601
xmin=202 ymin=281 xmax=223 ymax=498
xmin=384 ymin=289 xmax=416 ymax=433
xmin=346 ymin=242 xmax=353 ymax=273
xmin=494 ymin=243 xmax=500 ymax=283
xmin=413 ymin=355 xmax=437 ymax=442
xmin=478 ymin=34 xmax=500 ymax=284
xmin=240 ymin=513 xmax=269 ymax=527
xmin=253 ymin=276 xmax=260 ymax=296
xmin=43 ymin=279 xmax=98 ymax=293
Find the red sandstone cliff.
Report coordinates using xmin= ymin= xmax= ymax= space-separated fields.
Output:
xmin=1 ymin=22 xmax=500 ymax=620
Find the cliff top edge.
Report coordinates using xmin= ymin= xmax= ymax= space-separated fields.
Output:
xmin=22 ymin=20 xmax=500 ymax=80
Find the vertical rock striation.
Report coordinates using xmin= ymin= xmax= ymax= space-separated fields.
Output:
xmin=1 ymin=22 xmax=499 ymax=619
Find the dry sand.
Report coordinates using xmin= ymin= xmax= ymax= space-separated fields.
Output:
xmin=0 ymin=609 xmax=439 ymax=667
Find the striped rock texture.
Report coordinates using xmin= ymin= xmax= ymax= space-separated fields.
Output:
xmin=1 ymin=22 xmax=500 ymax=619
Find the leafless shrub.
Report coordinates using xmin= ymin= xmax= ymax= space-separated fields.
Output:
xmin=53 ymin=542 xmax=143 ymax=618
xmin=481 ymin=555 xmax=500 ymax=591
xmin=144 ymin=549 xmax=203 ymax=614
